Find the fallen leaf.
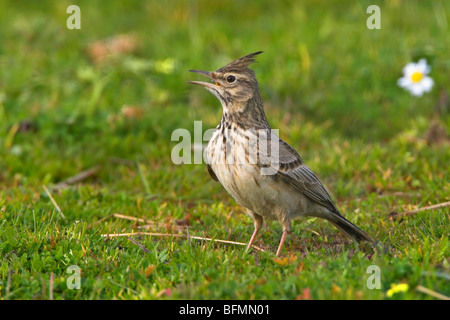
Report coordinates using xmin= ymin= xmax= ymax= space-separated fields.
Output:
xmin=273 ymin=254 xmax=297 ymax=266
xmin=87 ymin=34 xmax=139 ymax=63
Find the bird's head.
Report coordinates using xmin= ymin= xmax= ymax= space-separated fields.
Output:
xmin=188 ymin=51 xmax=263 ymax=111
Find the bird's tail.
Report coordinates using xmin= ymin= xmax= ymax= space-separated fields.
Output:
xmin=327 ymin=214 xmax=376 ymax=244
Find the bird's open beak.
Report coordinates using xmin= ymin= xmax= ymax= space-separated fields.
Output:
xmin=188 ymin=70 xmax=220 ymax=91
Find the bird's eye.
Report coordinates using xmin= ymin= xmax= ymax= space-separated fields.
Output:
xmin=226 ymin=75 xmax=236 ymax=83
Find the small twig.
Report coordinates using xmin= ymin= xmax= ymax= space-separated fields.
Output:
xmin=87 ymin=213 xmax=188 ymax=231
xmin=87 ymin=213 xmax=149 ymax=229
xmin=53 ymin=166 xmax=101 ymax=190
xmin=43 ymin=185 xmax=66 ymax=219
xmin=138 ymin=223 xmax=187 ymax=231
xmin=102 ymin=232 xmax=266 ymax=252
xmin=304 ymin=228 xmax=321 ymax=236
xmin=389 ymin=201 xmax=450 ymax=220
xmin=125 ymin=236 xmax=151 ymax=253
xmin=416 ymin=285 xmax=450 ymax=300
xmin=105 ymin=213 xmax=147 ymax=223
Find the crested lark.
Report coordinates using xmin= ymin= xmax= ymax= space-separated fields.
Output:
xmin=189 ymin=51 xmax=375 ymax=256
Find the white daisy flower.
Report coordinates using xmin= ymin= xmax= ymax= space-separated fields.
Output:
xmin=398 ymin=59 xmax=434 ymax=97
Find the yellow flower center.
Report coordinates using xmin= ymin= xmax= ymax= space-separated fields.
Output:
xmin=411 ymin=72 xmax=423 ymax=83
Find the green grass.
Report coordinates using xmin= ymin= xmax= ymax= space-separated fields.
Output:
xmin=0 ymin=0 xmax=449 ymax=300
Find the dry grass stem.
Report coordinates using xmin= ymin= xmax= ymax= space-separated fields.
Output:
xmin=102 ymin=231 xmax=266 ymax=252
xmin=125 ymin=236 xmax=151 ymax=253
xmin=389 ymin=201 xmax=450 ymax=220
xmin=416 ymin=285 xmax=450 ymax=300
xmin=43 ymin=185 xmax=66 ymax=219
xmin=53 ymin=166 xmax=101 ymax=191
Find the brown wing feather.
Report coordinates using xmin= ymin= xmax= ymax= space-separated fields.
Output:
xmin=262 ymin=138 xmax=340 ymax=214
xmin=206 ymin=164 xmax=219 ymax=182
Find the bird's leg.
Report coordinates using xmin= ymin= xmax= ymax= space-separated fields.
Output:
xmin=246 ymin=210 xmax=263 ymax=252
xmin=246 ymin=229 xmax=259 ymax=252
xmin=276 ymin=219 xmax=291 ymax=257
xmin=275 ymin=232 xmax=287 ymax=257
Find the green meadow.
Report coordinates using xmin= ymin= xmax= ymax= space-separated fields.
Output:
xmin=0 ymin=0 xmax=449 ymax=299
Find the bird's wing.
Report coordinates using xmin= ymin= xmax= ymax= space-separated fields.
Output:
xmin=260 ymin=138 xmax=339 ymax=214
xmin=206 ymin=164 xmax=219 ymax=182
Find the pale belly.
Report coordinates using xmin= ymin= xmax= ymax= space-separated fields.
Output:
xmin=210 ymin=161 xmax=315 ymax=220
xmin=205 ymin=129 xmax=323 ymax=221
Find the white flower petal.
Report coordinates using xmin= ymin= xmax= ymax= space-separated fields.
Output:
xmin=398 ymin=77 xmax=412 ymax=88
xmin=403 ymin=63 xmax=417 ymax=76
xmin=417 ymin=59 xmax=431 ymax=74
xmin=399 ymin=59 xmax=433 ymax=97
xmin=421 ymin=76 xmax=434 ymax=91
xmin=409 ymin=83 xmax=424 ymax=97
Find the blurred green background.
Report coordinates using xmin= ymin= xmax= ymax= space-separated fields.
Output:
xmin=0 ymin=0 xmax=448 ymax=300
xmin=1 ymin=0 xmax=449 ymax=185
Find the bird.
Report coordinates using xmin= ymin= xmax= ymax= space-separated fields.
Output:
xmin=188 ymin=51 xmax=375 ymax=256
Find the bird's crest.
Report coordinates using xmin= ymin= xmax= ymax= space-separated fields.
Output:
xmin=217 ymin=51 xmax=263 ymax=73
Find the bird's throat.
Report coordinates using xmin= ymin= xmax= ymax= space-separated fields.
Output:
xmin=221 ymin=94 xmax=270 ymax=130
